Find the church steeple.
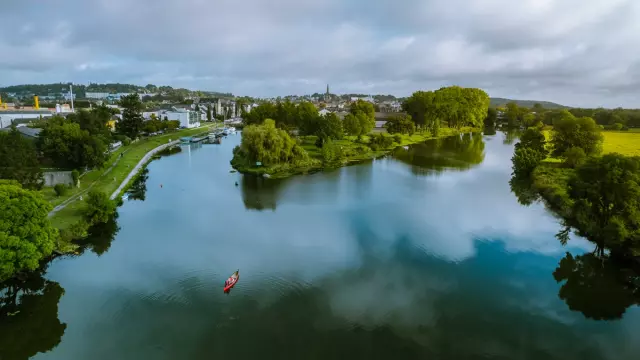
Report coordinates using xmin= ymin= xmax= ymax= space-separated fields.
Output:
xmin=325 ymin=84 xmax=330 ymax=101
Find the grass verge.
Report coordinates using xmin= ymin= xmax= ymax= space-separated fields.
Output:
xmin=47 ymin=123 xmax=219 ymax=233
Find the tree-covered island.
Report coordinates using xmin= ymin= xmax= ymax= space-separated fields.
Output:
xmin=231 ymin=86 xmax=490 ymax=178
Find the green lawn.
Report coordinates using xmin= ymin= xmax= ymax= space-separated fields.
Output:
xmin=47 ymin=123 xmax=219 ymax=230
xmin=542 ymin=129 xmax=640 ymax=161
xmin=601 ymin=131 xmax=640 ymax=157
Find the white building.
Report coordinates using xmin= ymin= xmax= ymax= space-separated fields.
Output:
xmin=0 ymin=110 xmax=56 ymax=128
xmin=318 ymin=108 xmax=332 ymax=116
xmin=165 ymin=110 xmax=200 ymax=128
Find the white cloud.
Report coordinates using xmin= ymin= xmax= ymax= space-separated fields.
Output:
xmin=1 ymin=0 xmax=639 ymax=106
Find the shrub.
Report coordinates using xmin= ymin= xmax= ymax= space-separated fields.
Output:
xmin=563 ymin=147 xmax=587 ymax=168
xmin=71 ymin=170 xmax=79 ymax=187
xmin=122 ymin=136 xmax=132 ymax=146
xmin=54 ymin=183 xmax=68 ymax=197
xmin=368 ymin=133 xmax=394 ymax=151
xmin=393 ymin=134 xmax=402 ymax=144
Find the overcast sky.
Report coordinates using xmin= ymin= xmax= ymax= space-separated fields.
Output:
xmin=1 ymin=0 xmax=639 ymax=107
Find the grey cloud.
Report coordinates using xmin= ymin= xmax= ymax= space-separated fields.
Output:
xmin=1 ymin=0 xmax=639 ymax=107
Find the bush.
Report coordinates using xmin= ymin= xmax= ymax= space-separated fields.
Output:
xmin=54 ymin=183 xmax=68 ymax=197
xmin=71 ymin=170 xmax=79 ymax=187
xmin=563 ymin=147 xmax=587 ymax=168
xmin=368 ymin=133 xmax=394 ymax=151
xmin=122 ymin=136 xmax=132 ymax=146
xmin=393 ymin=134 xmax=402 ymax=144
xmin=321 ymin=140 xmax=345 ymax=167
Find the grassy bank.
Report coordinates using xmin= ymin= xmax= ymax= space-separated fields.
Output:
xmin=47 ymin=123 xmax=219 ymax=234
xmin=232 ymin=127 xmax=477 ymax=179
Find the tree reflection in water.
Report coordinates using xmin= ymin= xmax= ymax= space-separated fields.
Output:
xmin=392 ymin=132 xmax=485 ymax=175
xmin=553 ymin=252 xmax=640 ymax=321
xmin=74 ymin=215 xmax=121 ymax=256
xmin=240 ymin=175 xmax=285 ymax=211
xmin=0 ymin=270 xmax=66 ymax=360
xmin=126 ymin=167 xmax=149 ymax=201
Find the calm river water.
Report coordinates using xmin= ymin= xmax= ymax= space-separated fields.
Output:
xmin=3 ymin=131 xmax=640 ymax=360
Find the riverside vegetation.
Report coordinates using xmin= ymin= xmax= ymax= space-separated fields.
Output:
xmin=231 ymin=86 xmax=489 ymax=178
xmin=508 ymin=109 xmax=640 ymax=261
xmin=0 ymin=94 xmax=217 ymax=282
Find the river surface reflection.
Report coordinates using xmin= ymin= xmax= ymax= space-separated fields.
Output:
xmin=3 ymin=131 xmax=639 ymax=360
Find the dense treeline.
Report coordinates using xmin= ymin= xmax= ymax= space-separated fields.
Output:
xmin=403 ymin=86 xmax=490 ymax=134
xmin=497 ymin=102 xmax=640 ymax=129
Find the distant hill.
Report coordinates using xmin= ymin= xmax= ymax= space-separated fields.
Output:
xmin=490 ymin=97 xmax=567 ymax=109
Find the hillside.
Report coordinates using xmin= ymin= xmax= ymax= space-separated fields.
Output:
xmin=490 ymin=97 xmax=567 ymax=109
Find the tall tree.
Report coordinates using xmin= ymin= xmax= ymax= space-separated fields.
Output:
xmin=118 ymin=94 xmax=145 ymax=139
xmin=0 ymin=128 xmax=43 ymax=189
xmin=567 ymin=154 xmax=640 ymax=256
xmin=84 ymin=190 xmax=117 ymax=226
xmin=484 ymin=108 xmax=497 ymax=128
xmin=0 ymin=184 xmax=58 ymax=282
xmin=37 ymin=118 xmax=108 ymax=170
xmin=551 ymin=111 xmax=603 ymax=157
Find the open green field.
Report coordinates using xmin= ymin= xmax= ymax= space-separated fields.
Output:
xmin=542 ymin=130 xmax=640 ymax=160
xmin=601 ymin=131 xmax=640 ymax=156
xmin=47 ymin=123 xmax=219 ymax=230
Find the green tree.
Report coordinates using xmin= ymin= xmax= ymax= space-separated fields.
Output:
xmin=402 ymin=91 xmax=435 ymax=127
xmin=68 ymin=107 xmax=112 ymax=140
xmin=296 ymin=101 xmax=320 ymax=133
xmin=504 ymin=102 xmax=525 ymax=127
xmin=350 ymin=100 xmax=375 ymax=122
xmin=0 ymin=184 xmax=58 ymax=282
xmin=563 ymin=147 xmax=587 ymax=168
xmin=321 ymin=139 xmax=345 ymax=167
xmin=567 ymin=154 xmax=640 ymax=256
xmin=231 ymin=119 xmax=309 ymax=167
xmin=0 ymin=128 xmax=43 ymax=189
xmin=37 ymin=119 xmax=108 ymax=170
xmin=385 ymin=114 xmax=415 ymax=135
xmin=322 ymin=112 xmax=344 ymax=140
xmin=551 ymin=111 xmax=603 ymax=157
xmin=343 ymin=112 xmax=364 ymax=137
xmin=83 ymin=190 xmax=117 ymax=226
xmin=516 ymin=127 xmax=547 ymax=155
xmin=511 ymin=147 xmax=546 ymax=177
xmin=484 ymin=108 xmax=497 ymax=128
xmin=118 ymin=94 xmax=145 ymax=139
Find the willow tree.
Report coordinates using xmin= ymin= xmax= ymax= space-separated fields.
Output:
xmin=232 ymin=119 xmax=309 ymax=166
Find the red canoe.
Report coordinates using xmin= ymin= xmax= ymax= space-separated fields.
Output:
xmin=223 ymin=270 xmax=239 ymax=292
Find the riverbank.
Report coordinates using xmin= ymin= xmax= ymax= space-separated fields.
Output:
xmin=46 ymin=123 xmax=219 ymax=252
xmin=231 ymin=127 xmax=478 ymax=179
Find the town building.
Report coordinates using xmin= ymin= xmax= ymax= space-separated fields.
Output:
xmin=164 ymin=110 xmax=201 ymax=128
